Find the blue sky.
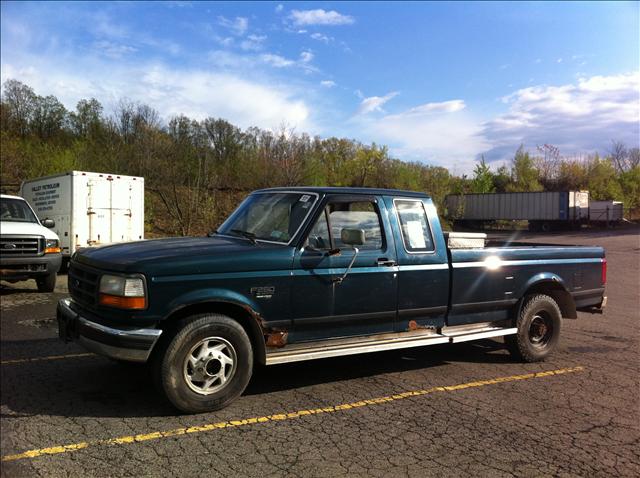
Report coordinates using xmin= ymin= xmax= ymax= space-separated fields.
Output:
xmin=1 ymin=1 xmax=638 ymax=172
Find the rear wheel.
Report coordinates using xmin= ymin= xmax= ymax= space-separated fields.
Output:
xmin=540 ymin=221 xmax=553 ymax=233
xmin=36 ymin=273 xmax=57 ymax=292
xmin=154 ymin=314 xmax=253 ymax=413
xmin=506 ymin=294 xmax=562 ymax=362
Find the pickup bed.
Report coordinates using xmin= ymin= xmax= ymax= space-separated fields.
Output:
xmin=58 ymin=187 xmax=606 ymax=412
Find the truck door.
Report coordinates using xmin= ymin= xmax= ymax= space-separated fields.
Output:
xmin=86 ymin=178 xmax=111 ymax=245
xmin=290 ymin=195 xmax=398 ymax=341
xmin=110 ymin=179 xmax=133 ymax=243
xmin=385 ymin=197 xmax=450 ymax=331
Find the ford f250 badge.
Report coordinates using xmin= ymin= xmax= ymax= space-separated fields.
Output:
xmin=251 ymin=286 xmax=275 ymax=299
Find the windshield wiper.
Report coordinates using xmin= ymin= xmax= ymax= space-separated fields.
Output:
xmin=230 ymin=229 xmax=259 ymax=245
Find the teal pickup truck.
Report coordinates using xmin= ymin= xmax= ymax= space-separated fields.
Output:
xmin=58 ymin=187 xmax=607 ymax=413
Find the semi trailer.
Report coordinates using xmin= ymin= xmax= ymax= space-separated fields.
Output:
xmin=445 ymin=191 xmax=590 ymax=231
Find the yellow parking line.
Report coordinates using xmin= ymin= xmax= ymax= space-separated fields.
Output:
xmin=0 ymin=353 xmax=94 ymax=365
xmin=1 ymin=365 xmax=584 ymax=463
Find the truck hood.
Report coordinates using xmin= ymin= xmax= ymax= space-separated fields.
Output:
xmin=74 ymin=235 xmax=294 ymax=275
xmin=0 ymin=221 xmax=60 ymax=240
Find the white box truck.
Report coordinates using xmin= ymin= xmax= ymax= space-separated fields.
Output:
xmin=20 ymin=171 xmax=144 ymax=260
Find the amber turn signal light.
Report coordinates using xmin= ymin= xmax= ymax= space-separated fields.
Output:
xmin=98 ymin=294 xmax=146 ymax=310
xmin=44 ymin=247 xmax=62 ymax=254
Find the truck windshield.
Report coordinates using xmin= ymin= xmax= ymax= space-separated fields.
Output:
xmin=0 ymin=198 xmax=39 ymax=223
xmin=218 ymin=192 xmax=317 ymax=244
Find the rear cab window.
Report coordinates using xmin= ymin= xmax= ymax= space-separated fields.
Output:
xmin=395 ymin=199 xmax=434 ymax=252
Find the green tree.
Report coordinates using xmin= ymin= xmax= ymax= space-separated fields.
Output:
xmin=586 ymin=155 xmax=623 ymax=200
xmin=470 ymin=156 xmax=495 ymax=193
xmin=508 ymin=145 xmax=542 ymax=192
xmin=492 ymin=165 xmax=511 ymax=192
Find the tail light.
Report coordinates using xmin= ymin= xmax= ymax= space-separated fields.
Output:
xmin=601 ymin=258 xmax=607 ymax=286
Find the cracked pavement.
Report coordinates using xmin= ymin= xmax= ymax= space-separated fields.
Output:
xmin=1 ymin=228 xmax=639 ymax=477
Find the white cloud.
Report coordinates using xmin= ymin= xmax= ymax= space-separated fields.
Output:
xmin=320 ymin=80 xmax=336 ymax=88
xmin=1 ymin=58 xmax=312 ymax=132
xmin=260 ymin=53 xmax=295 ymax=68
xmin=355 ymin=91 xmax=399 ymax=115
xmin=215 ymin=36 xmax=234 ymax=48
xmin=217 ymin=16 xmax=249 ymax=36
xmin=389 ymin=99 xmax=466 ymax=116
xmin=289 ymin=9 xmax=354 ymax=26
xmin=240 ymin=34 xmax=267 ymax=51
xmin=483 ymin=72 xmax=640 ymax=159
xmin=300 ymin=50 xmax=314 ymax=63
xmin=355 ymin=99 xmax=489 ymax=171
xmin=310 ymin=32 xmax=332 ymax=43
xmin=93 ymin=40 xmax=137 ymax=59
xmin=275 ymin=4 xmax=284 ymax=13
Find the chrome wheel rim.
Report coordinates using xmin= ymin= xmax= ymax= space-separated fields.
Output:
xmin=183 ymin=337 xmax=237 ymax=395
xmin=529 ymin=313 xmax=553 ymax=348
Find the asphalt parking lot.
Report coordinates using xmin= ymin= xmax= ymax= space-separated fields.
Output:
xmin=1 ymin=228 xmax=639 ymax=477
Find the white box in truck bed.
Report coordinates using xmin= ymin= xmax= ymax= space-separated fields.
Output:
xmin=20 ymin=171 xmax=144 ymax=257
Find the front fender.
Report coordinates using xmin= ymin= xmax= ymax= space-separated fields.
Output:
xmin=164 ymin=288 xmax=264 ymax=321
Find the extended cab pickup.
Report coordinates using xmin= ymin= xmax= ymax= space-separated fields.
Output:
xmin=58 ymin=188 xmax=606 ymax=412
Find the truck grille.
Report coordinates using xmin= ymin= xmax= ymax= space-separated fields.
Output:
xmin=0 ymin=236 xmax=44 ymax=256
xmin=68 ymin=263 xmax=100 ymax=307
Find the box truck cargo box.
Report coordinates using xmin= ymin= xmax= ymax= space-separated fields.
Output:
xmin=20 ymin=171 xmax=144 ymax=258
xmin=589 ymin=200 xmax=623 ymax=223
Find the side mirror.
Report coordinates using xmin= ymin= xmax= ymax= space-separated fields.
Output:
xmin=341 ymin=228 xmax=366 ymax=246
xmin=42 ymin=219 xmax=55 ymax=228
xmin=332 ymin=228 xmax=365 ymax=285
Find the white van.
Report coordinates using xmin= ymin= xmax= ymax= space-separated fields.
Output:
xmin=1 ymin=194 xmax=62 ymax=292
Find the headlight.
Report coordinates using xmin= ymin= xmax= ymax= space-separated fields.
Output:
xmin=44 ymin=239 xmax=61 ymax=254
xmin=98 ymin=274 xmax=147 ymax=309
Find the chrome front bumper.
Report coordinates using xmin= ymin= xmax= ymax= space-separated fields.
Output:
xmin=57 ymin=298 xmax=162 ymax=363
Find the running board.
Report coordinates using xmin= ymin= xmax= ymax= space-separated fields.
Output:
xmin=265 ymin=325 xmax=518 ymax=365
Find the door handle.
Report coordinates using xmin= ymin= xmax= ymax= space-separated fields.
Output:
xmin=377 ymin=258 xmax=397 ymax=267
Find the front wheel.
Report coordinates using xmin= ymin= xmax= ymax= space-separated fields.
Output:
xmin=155 ymin=314 xmax=253 ymax=413
xmin=506 ymin=294 xmax=562 ymax=362
xmin=36 ymin=273 xmax=57 ymax=292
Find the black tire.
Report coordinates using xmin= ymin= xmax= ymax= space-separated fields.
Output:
xmin=540 ymin=221 xmax=552 ymax=233
xmin=154 ymin=314 xmax=253 ymax=413
xmin=528 ymin=221 xmax=540 ymax=232
xmin=506 ymin=294 xmax=562 ymax=362
xmin=36 ymin=273 xmax=57 ymax=292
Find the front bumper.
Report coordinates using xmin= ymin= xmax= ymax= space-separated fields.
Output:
xmin=1 ymin=253 xmax=62 ymax=280
xmin=57 ymin=298 xmax=162 ymax=363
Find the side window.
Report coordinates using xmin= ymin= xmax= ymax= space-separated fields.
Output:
xmin=306 ymin=210 xmax=331 ymax=250
xmin=396 ymin=200 xmax=434 ymax=252
xmin=329 ymin=201 xmax=384 ymax=251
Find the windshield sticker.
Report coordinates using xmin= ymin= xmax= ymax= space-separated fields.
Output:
xmin=299 ymin=195 xmax=311 ymax=202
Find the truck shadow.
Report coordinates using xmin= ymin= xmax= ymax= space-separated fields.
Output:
xmin=246 ymin=340 xmax=510 ymax=396
xmin=0 ymin=283 xmax=42 ymax=295
xmin=0 ymin=338 xmax=511 ymax=419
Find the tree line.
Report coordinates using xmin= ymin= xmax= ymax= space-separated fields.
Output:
xmin=1 ymin=79 xmax=638 ymax=236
